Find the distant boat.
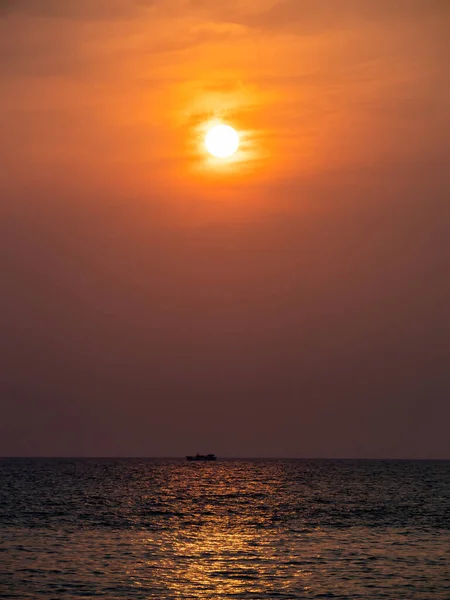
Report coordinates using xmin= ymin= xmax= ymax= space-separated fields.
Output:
xmin=186 ymin=453 xmax=217 ymax=461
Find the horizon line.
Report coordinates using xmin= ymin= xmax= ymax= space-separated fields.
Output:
xmin=1 ymin=456 xmax=449 ymax=461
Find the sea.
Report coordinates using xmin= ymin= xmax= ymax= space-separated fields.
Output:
xmin=1 ymin=458 xmax=449 ymax=599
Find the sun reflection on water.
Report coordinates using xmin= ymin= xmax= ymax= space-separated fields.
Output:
xmin=126 ymin=462 xmax=314 ymax=598
xmin=134 ymin=524 xmax=312 ymax=598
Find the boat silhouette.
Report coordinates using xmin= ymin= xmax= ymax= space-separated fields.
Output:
xmin=186 ymin=453 xmax=217 ymax=461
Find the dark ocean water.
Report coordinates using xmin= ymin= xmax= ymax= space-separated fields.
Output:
xmin=0 ymin=459 xmax=449 ymax=599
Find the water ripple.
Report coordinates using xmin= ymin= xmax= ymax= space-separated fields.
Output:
xmin=0 ymin=458 xmax=449 ymax=598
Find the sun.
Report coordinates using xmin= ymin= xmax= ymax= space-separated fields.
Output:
xmin=205 ymin=124 xmax=239 ymax=158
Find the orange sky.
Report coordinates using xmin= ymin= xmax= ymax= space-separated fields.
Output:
xmin=1 ymin=1 xmax=449 ymax=457
xmin=2 ymin=1 xmax=448 ymax=204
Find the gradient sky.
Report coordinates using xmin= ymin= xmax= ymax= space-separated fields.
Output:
xmin=1 ymin=0 xmax=449 ymax=458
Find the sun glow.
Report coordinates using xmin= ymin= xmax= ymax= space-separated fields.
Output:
xmin=205 ymin=124 xmax=239 ymax=158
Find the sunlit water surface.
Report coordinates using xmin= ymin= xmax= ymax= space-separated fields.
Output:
xmin=1 ymin=459 xmax=449 ymax=599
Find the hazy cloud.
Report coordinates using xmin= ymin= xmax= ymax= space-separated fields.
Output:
xmin=0 ymin=0 xmax=156 ymax=20
xmin=223 ymin=0 xmax=450 ymax=34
